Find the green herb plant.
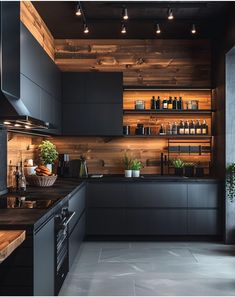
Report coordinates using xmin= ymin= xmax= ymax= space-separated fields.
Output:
xmin=38 ymin=140 xmax=58 ymax=165
xmin=172 ymin=158 xmax=185 ymax=168
xmin=131 ymin=159 xmax=143 ymax=171
xmin=122 ymin=154 xmax=133 ymax=170
xmin=226 ymin=163 xmax=235 ymax=202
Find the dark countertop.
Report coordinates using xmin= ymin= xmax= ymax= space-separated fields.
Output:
xmin=0 ymin=178 xmax=85 ymax=231
xmin=0 ymin=174 xmax=222 ymax=231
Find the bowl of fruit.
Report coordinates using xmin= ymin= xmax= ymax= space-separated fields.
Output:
xmin=26 ymin=165 xmax=57 ymax=187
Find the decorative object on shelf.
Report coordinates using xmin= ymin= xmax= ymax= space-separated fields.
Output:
xmin=172 ymin=158 xmax=185 ymax=176
xmin=226 ymin=163 xmax=235 ymax=202
xmin=187 ymin=100 xmax=198 ymax=110
xmin=184 ymin=162 xmax=195 ymax=177
xmin=135 ymin=123 xmax=145 ymax=135
xmin=145 ymin=127 xmax=152 ymax=136
xmin=123 ymin=125 xmax=130 ymax=135
xmin=135 ymin=100 xmax=145 ymax=110
xmin=131 ymin=159 xmax=143 ymax=177
xmin=122 ymin=154 xmax=133 ymax=177
xmin=38 ymin=140 xmax=58 ymax=173
xmin=79 ymin=155 xmax=88 ymax=178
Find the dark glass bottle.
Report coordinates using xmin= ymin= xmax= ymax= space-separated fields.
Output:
xmin=178 ymin=120 xmax=185 ymax=135
xmin=172 ymin=122 xmax=178 ymax=135
xmin=189 ymin=120 xmax=196 ymax=135
xmin=177 ymin=97 xmax=183 ymax=110
xmin=156 ymin=96 xmax=161 ymax=109
xmin=159 ymin=124 xmax=166 ymax=135
xmin=184 ymin=120 xmax=190 ymax=135
xmin=173 ymin=97 xmax=177 ymax=109
xmin=196 ymin=120 xmax=202 ymax=135
xmin=168 ymin=96 xmax=173 ymax=109
xmin=162 ymin=98 xmax=168 ymax=109
xmin=150 ymin=96 xmax=156 ymax=110
xmin=15 ymin=165 xmax=21 ymax=191
xmin=202 ymin=120 xmax=208 ymax=135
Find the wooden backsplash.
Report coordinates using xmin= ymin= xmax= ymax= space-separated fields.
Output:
xmin=7 ymin=133 xmax=211 ymax=175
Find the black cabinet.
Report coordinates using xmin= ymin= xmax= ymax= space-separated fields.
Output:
xmin=34 ymin=217 xmax=54 ymax=296
xmin=20 ymin=23 xmax=61 ymax=134
xmin=62 ymin=72 xmax=123 ymax=136
xmin=188 ymin=210 xmax=220 ymax=235
xmin=1 ymin=2 xmax=20 ymax=99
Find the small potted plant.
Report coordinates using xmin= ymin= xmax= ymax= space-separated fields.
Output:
xmin=184 ymin=162 xmax=195 ymax=177
xmin=131 ymin=159 xmax=143 ymax=178
xmin=122 ymin=154 xmax=133 ymax=178
xmin=38 ymin=140 xmax=58 ymax=173
xmin=172 ymin=158 xmax=185 ymax=176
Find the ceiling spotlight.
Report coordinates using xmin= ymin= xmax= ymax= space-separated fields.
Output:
xmin=83 ymin=23 xmax=89 ymax=34
xmin=156 ymin=23 xmax=161 ymax=34
xmin=75 ymin=2 xmax=82 ymax=16
xmin=191 ymin=24 xmax=196 ymax=34
xmin=121 ymin=23 xmax=127 ymax=34
xmin=167 ymin=8 xmax=174 ymax=20
xmin=122 ymin=7 xmax=128 ymax=20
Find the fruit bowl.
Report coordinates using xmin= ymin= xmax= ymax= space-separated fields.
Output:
xmin=26 ymin=174 xmax=57 ymax=187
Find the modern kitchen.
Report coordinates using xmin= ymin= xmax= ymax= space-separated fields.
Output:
xmin=0 ymin=0 xmax=235 ymax=296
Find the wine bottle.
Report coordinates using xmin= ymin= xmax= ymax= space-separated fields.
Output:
xmin=202 ymin=120 xmax=208 ymax=135
xmin=196 ymin=120 xmax=202 ymax=135
xmin=162 ymin=98 xmax=168 ymax=109
xmin=159 ymin=124 xmax=166 ymax=135
xmin=173 ymin=97 xmax=177 ymax=110
xmin=189 ymin=120 xmax=196 ymax=135
xmin=172 ymin=122 xmax=178 ymax=135
xmin=177 ymin=97 xmax=183 ymax=110
xmin=184 ymin=120 xmax=190 ymax=135
xmin=168 ymin=96 xmax=173 ymax=109
xmin=156 ymin=96 xmax=161 ymax=109
xmin=166 ymin=122 xmax=172 ymax=135
xmin=150 ymin=96 xmax=156 ymax=110
xmin=178 ymin=120 xmax=185 ymax=135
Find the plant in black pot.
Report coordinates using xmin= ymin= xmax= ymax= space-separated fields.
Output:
xmin=184 ymin=162 xmax=195 ymax=177
xmin=172 ymin=159 xmax=185 ymax=176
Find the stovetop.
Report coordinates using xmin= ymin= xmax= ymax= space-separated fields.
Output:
xmin=0 ymin=195 xmax=61 ymax=209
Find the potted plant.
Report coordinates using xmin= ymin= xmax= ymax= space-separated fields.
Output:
xmin=38 ymin=140 xmax=58 ymax=173
xmin=172 ymin=159 xmax=184 ymax=176
xmin=226 ymin=163 xmax=235 ymax=202
xmin=122 ymin=154 xmax=133 ymax=177
xmin=131 ymin=159 xmax=143 ymax=178
xmin=184 ymin=162 xmax=195 ymax=177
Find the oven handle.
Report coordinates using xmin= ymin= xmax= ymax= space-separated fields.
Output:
xmin=64 ymin=211 xmax=76 ymax=226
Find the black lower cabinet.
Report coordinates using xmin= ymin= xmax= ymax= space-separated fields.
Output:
xmin=69 ymin=212 xmax=85 ymax=268
xmin=34 ymin=217 xmax=55 ymax=296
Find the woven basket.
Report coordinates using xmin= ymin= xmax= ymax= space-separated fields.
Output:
xmin=26 ymin=175 xmax=57 ymax=187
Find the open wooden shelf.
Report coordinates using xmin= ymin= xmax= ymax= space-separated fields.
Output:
xmin=123 ymin=109 xmax=215 ymax=115
xmin=123 ymin=135 xmax=212 ymax=139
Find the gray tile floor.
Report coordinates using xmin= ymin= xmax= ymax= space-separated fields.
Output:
xmin=59 ymin=241 xmax=235 ymax=296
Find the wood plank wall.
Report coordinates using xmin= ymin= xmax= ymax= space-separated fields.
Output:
xmin=54 ymin=39 xmax=211 ymax=87
xmin=20 ymin=1 xmax=54 ymax=60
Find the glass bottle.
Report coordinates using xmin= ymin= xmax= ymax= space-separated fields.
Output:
xmin=166 ymin=122 xmax=172 ymax=135
xmin=79 ymin=157 xmax=88 ymax=178
xmin=177 ymin=97 xmax=183 ymax=110
xmin=172 ymin=122 xmax=178 ymax=135
xmin=196 ymin=120 xmax=202 ymax=135
xmin=162 ymin=98 xmax=168 ymax=109
xmin=150 ymin=96 xmax=156 ymax=110
xmin=168 ymin=97 xmax=173 ymax=109
xmin=189 ymin=120 xmax=196 ymax=135
xmin=156 ymin=96 xmax=161 ymax=109
xmin=173 ymin=97 xmax=177 ymax=110
xmin=184 ymin=120 xmax=190 ymax=135
xmin=159 ymin=124 xmax=166 ymax=135
xmin=202 ymin=120 xmax=208 ymax=135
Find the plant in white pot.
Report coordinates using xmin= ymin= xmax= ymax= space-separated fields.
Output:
xmin=38 ymin=140 xmax=58 ymax=173
xmin=131 ymin=159 xmax=143 ymax=178
xmin=122 ymin=154 xmax=133 ymax=178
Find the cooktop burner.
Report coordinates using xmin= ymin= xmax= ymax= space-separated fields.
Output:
xmin=0 ymin=196 xmax=60 ymax=209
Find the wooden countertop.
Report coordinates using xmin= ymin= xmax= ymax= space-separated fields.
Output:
xmin=0 ymin=230 xmax=26 ymax=264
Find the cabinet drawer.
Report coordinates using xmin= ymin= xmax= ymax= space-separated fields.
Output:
xmin=126 ymin=209 xmax=187 ymax=235
xmin=69 ymin=185 xmax=86 ymax=232
xmin=86 ymin=209 xmax=126 ymax=235
xmin=69 ymin=212 xmax=85 ymax=269
xmin=88 ymin=183 xmax=126 ymax=207
xmin=188 ymin=184 xmax=221 ymax=208
xmin=188 ymin=209 xmax=221 ymax=235
xmin=126 ymin=183 xmax=187 ymax=207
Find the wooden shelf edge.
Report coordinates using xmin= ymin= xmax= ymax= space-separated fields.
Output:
xmin=123 ymin=109 xmax=216 ymax=114
xmin=123 ymin=135 xmax=213 ymax=139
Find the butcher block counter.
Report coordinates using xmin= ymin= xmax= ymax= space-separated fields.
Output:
xmin=0 ymin=230 xmax=26 ymax=264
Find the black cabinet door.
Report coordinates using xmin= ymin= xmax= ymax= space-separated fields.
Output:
xmin=34 ymin=217 xmax=54 ymax=296
xmin=86 ymin=73 xmax=123 ymax=104
xmin=188 ymin=210 xmax=220 ymax=235
xmin=62 ymin=73 xmax=86 ymax=103
xmin=69 ymin=212 xmax=85 ymax=269
xmin=62 ymin=103 xmax=122 ymax=135
xmin=88 ymin=183 xmax=126 ymax=207
xmin=69 ymin=185 xmax=86 ymax=233
xmin=1 ymin=2 xmax=20 ymax=99
xmin=126 ymin=209 xmax=188 ymax=235
xmin=86 ymin=209 xmax=126 ymax=235
xmin=126 ymin=183 xmax=187 ymax=208
xmin=188 ymin=183 xmax=221 ymax=208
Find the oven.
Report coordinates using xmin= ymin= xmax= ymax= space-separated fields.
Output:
xmin=54 ymin=205 xmax=75 ymax=295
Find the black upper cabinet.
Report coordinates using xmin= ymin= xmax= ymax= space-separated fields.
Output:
xmin=62 ymin=72 xmax=123 ymax=136
xmin=1 ymin=2 xmax=20 ymax=99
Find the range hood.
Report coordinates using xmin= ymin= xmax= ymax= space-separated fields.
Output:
xmin=0 ymin=2 xmax=55 ymax=132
